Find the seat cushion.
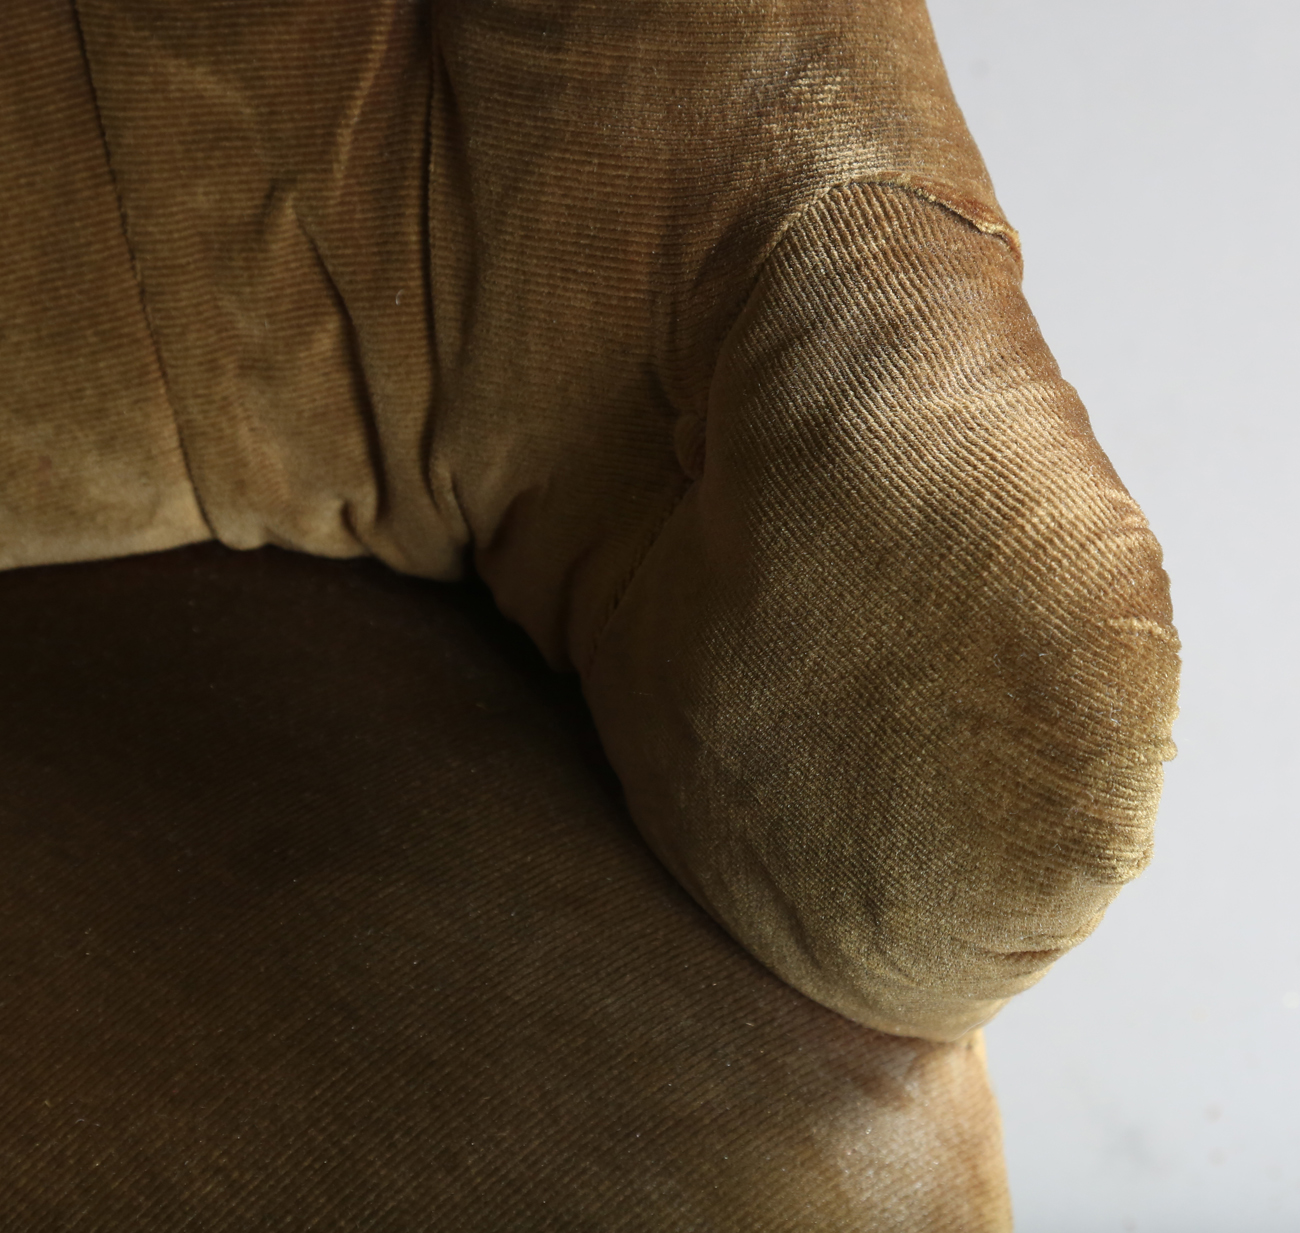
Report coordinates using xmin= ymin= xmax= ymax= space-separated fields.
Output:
xmin=0 ymin=546 xmax=1009 ymax=1230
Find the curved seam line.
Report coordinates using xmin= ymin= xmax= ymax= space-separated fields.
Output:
xmin=584 ymin=178 xmax=1018 ymax=678
xmin=756 ymin=177 xmax=1020 ymax=275
xmin=709 ymin=179 xmax=1019 ymax=422
xmin=70 ymin=0 xmax=217 ymax=540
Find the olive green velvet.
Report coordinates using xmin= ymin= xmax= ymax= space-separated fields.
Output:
xmin=0 ymin=0 xmax=1179 ymax=1224
xmin=0 ymin=546 xmax=1011 ymax=1230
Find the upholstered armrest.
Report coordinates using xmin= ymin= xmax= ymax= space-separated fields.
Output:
xmin=586 ymin=183 xmax=1178 ymax=1039
xmin=1 ymin=0 xmax=1179 ymax=1220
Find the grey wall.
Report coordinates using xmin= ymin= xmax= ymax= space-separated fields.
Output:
xmin=924 ymin=2 xmax=1300 ymax=1230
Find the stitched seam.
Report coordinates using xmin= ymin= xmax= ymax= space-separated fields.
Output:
xmin=584 ymin=178 xmax=1017 ymax=678
xmin=580 ymin=472 xmax=692 ymax=678
xmin=699 ymin=177 xmax=1021 ymax=481
xmin=753 ymin=176 xmax=1019 ymax=278
xmin=70 ymin=1 xmax=216 ymax=539
xmin=712 ymin=176 xmax=1018 ymax=370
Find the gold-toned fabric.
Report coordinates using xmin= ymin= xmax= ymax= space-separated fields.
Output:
xmin=0 ymin=2 xmax=207 ymax=567
xmin=0 ymin=546 xmax=1012 ymax=1231
xmin=0 ymin=0 xmax=1178 ymax=1039
xmin=588 ymin=182 xmax=1179 ymax=1038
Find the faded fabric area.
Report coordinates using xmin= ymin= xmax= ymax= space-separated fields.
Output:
xmin=588 ymin=183 xmax=1179 ymax=1038
xmin=0 ymin=546 xmax=1012 ymax=1232
xmin=0 ymin=0 xmax=1178 ymax=1041
xmin=0 ymin=2 xmax=208 ymax=566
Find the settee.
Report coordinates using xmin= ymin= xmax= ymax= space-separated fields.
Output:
xmin=0 ymin=1 xmax=1179 ymax=1227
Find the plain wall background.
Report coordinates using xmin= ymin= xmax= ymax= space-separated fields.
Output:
xmin=924 ymin=3 xmax=1300 ymax=1230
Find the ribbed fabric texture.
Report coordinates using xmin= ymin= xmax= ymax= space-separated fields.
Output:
xmin=0 ymin=546 xmax=1012 ymax=1231
xmin=588 ymin=182 xmax=1179 ymax=1038
xmin=73 ymin=0 xmax=453 ymax=571
xmin=1 ymin=0 xmax=1177 ymax=1152
xmin=0 ymin=2 xmax=207 ymax=566
xmin=425 ymin=0 xmax=1014 ymax=665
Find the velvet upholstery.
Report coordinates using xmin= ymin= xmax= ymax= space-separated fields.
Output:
xmin=0 ymin=546 xmax=1010 ymax=1229
xmin=1 ymin=0 xmax=1180 ymax=1222
xmin=0 ymin=0 xmax=1178 ymax=1041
